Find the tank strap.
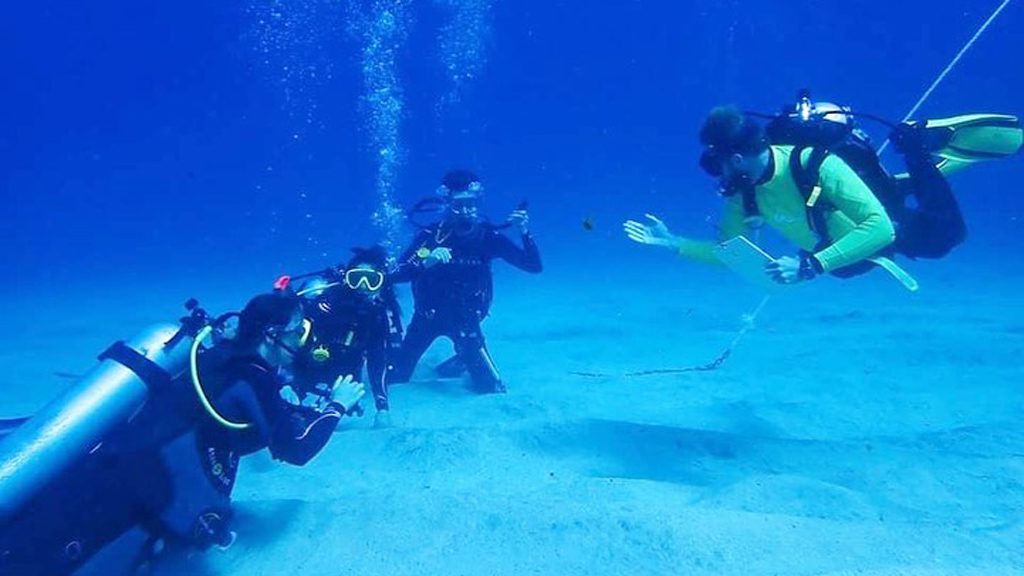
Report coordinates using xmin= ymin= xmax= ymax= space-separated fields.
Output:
xmin=790 ymin=145 xmax=833 ymax=248
xmin=790 ymin=146 xmax=831 ymax=198
xmin=98 ymin=341 xmax=173 ymax=392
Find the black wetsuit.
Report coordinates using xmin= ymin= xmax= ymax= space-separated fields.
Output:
xmin=0 ymin=354 xmax=343 ymax=576
xmin=296 ymin=287 xmax=402 ymax=411
xmin=199 ymin=356 xmax=344 ymax=465
xmin=390 ymin=220 xmax=542 ymax=392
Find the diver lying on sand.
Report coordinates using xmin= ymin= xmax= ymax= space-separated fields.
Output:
xmin=626 ymin=92 xmax=1023 ymax=289
xmin=0 ymin=292 xmax=364 ymax=576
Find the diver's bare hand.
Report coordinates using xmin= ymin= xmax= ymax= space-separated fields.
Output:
xmin=623 ymin=214 xmax=679 ymax=249
xmin=331 ymin=375 xmax=366 ymax=412
xmin=423 ymin=247 xmax=453 ymax=268
xmin=508 ymin=209 xmax=529 ymax=233
xmin=765 ymin=256 xmax=802 ymax=284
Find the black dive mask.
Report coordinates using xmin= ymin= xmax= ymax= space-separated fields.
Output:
xmin=701 ymin=148 xmax=748 ymax=198
xmin=700 ymin=142 xmax=766 ymax=200
xmin=438 ymin=180 xmax=484 ymax=223
xmin=264 ymin=317 xmax=311 ymax=357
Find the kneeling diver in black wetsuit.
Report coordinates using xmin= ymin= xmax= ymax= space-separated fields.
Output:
xmin=390 ymin=170 xmax=543 ymax=394
xmin=287 ymin=245 xmax=404 ymax=428
xmin=0 ymin=292 xmax=364 ymax=576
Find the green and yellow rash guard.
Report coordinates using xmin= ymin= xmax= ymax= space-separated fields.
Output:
xmin=677 ymin=145 xmax=896 ymax=273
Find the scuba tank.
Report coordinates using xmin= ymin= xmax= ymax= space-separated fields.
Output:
xmin=756 ymin=89 xmax=903 ymax=215
xmin=0 ymin=299 xmax=215 ymax=524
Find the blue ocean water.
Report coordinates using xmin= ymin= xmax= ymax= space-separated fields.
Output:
xmin=5 ymin=1 xmax=1021 ymax=287
xmin=2 ymin=1 xmax=1023 ymax=574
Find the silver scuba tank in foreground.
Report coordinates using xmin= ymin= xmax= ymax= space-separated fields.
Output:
xmin=0 ymin=322 xmax=196 ymax=524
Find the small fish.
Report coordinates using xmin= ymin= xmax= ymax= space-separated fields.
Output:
xmin=582 ymin=217 xmax=595 ymax=231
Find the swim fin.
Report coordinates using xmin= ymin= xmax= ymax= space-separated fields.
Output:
xmin=908 ymin=113 xmax=1023 ymax=175
xmin=435 ymin=354 xmax=466 ymax=378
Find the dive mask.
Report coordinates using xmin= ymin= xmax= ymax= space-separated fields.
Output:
xmin=265 ymin=317 xmax=312 ymax=356
xmin=700 ymin=146 xmax=750 ymax=197
xmin=344 ymin=268 xmax=385 ymax=292
xmin=438 ymin=181 xmax=484 ymax=219
xmin=436 ymin=180 xmax=484 ymax=197
xmin=448 ymin=196 xmax=480 ymax=219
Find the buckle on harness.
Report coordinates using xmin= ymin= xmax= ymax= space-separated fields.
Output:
xmin=805 ymin=185 xmax=823 ymax=208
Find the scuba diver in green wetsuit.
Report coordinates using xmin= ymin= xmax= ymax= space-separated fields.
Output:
xmin=625 ymin=94 xmax=1023 ymax=288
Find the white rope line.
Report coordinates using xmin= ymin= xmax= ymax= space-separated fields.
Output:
xmin=878 ymin=0 xmax=1015 ymax=154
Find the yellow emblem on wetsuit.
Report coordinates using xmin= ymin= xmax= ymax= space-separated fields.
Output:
xmin=416 ymin=247 xmax=431 ymax=259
